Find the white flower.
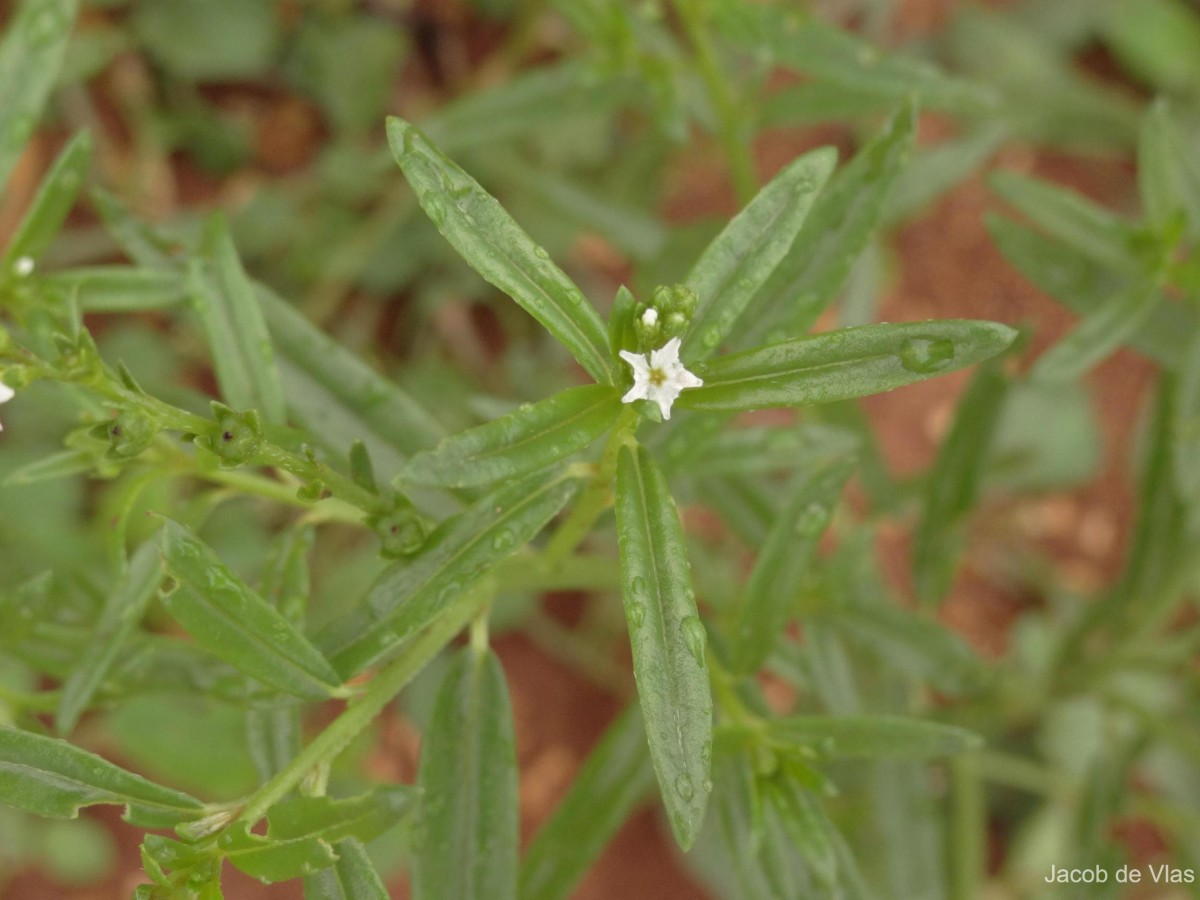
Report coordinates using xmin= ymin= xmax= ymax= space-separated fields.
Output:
xmin=0 ymin=381 xmax=13 ymax=433
xmin=640 ymin=307 xmax=658 ymax=328
xmin=13 ymin=256 xmax=34 ymax=278
xmin=618 ymin=337 xmax=703 ymax=421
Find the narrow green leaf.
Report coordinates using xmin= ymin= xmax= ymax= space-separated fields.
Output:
xmin=304 ymin=839 xmax=389 ymax=900
xmin=1104 ymin=0 xmax=1200 ymax=97
xmin=387 ymin=117 xmax=613 ymax=384
xmin=256 ymin=285 xmax=446 ymax=473
xmin=912 ymin=362 xmax=1010 ymax=605
xmin=0 ymin=726 xmax=203 ymax=827
xmin=492 ymin=156 xmax=667 ymax=261
xmin=402 ymin=385 xmax=621 ymax=488
xmin=423 ymin=62 xmax=636 ymax=155
xmin=159 ymin=519 xmax=343 ymax=700
xmin=0 ymin=0 xmax=79 ymax=190
xmin=696 ymin=473 xmax=779 ymax=548
xmin=55 ymin=538 xmax=163 ymax=735
xmin=989 ymin=170 xmax=1144 ymax=274
xmin=1175 ymin=329 xmax=1200 ymax=504
xmin=189 ymin=215 xmax=287 ymax=424
xmin=1138 ymin=101 xmax=1200 ymax=236
xmin=679 ymin=320 xmax=1017 ymax=413
xmin=316 ymin=473 xmax=580 ymax=678
xmin=713 ymin=758 xmax=805 ymax=900
xmin=717 ymin=6 xmax=996 ymax=113
xmin=1031 ymin=283 xmax=1159 ymax=384
xmin=766 ymin=778 xmax=841 ymax=892
xmin=986 ymin=214 xmax=1196 ymax=369
xmin=821 ymin=602 xmax=987 ymax=695
xmin=884 ymin=123 xmax=1007 ymax=224
xmin=3 ymin=448 xmax=97 ymax=486
xmin=683 ymin=146 xmax=837 ymax=361
xmin=682 ymin=422 xmax=859 ymax=479
xmin=731 ymin=456 xmax=855 ymax=675
xmin=615 ymin=444 xmax=712 ymax=850
xmin=520 ymin=704 xmax=655 ymax=900
xmin=767 ymin=715 xmax=983 ymax=759
xmin=413 ymin=647 xmax=518 ymax=900
xmin=2 ymin=131 xmax=91 ymax=270
xmin=1113 ymin=377 xmax=1188 ymax=623
xmin=222 ymin=787 xmax=416 ymax=884
xmin=738 ymin=103 xmax=917 ymax=345
xmin=45 ymin=266 xmax=188 ymax=312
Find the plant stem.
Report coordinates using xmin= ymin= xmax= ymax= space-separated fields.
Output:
xmin=540 ymin=406 xmax=638 ymax=567
xmin=233 ymin=584 xmax=487 ymax=826
xmin=674 ymin=0 xmax=757 ymax=204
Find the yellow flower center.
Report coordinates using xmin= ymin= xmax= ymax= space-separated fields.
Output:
xmin=648 ymin=366 xmax=667 ymax=387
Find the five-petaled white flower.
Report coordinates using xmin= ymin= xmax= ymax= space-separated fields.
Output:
xmin=618 ymin=337 xmax=703 ymax=421
xmin=0 ymin=381 xmax=13 ymax=432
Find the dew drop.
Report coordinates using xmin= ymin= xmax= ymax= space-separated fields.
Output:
xmin=701 ymin=326 xmax=721 ymax=349
xmin=680 ymin=616 xmax=707 ymax=666
xmin=737 ymin=277 xmax=755 ymax=292
xmin=628 ymin=601 xmax=646 ymax=629
xmin=675 ymin=773 xmax=695 ymax=801
xmin=702 ymin=778 xmax=714 ymax=793
xmin=898 ymin=336 xmax=955 ymax=374
xmin=630 ymin=575 xmax=647 ymax=596
xmin=534 ymin=246 xmax=550 ymax=260
xmin=794 ymin=502 xmax=830 ymax=538
xmin=491 ymin=528 xmax=515 ymax=552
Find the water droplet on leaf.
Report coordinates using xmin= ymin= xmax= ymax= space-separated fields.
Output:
xmin=680 ymin=616 xmax=707 ymax=666
xmin=898 ymin=336 xmax=955 ymax=374
xmin=675 ymin=773 xmax=695 ymax=801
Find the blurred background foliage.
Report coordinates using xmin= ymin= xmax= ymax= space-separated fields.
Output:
xmin=1 ymin=0 xmax=1199 ymax=897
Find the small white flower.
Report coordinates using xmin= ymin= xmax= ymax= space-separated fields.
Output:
xmin=13 ymin=256 xmax=34 ymax=278
xmin=618 ymin=337 xmax=703 ymax=421
xmin=0 ymin=381 xmax=13 ymax=433
xmin=640 ymin=307 xmax=658 ymax=328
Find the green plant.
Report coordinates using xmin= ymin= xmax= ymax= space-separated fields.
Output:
xmin=3 ymin=1 xmax=1200 ymax=899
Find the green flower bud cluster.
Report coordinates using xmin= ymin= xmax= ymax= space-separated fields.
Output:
xmin=196 ymin=403 xmax=264 ymax=468
xmin=633 ymin=284 xmax=698 ymax=351
xmin=368 ymin=502 xmax=427 ymax=558
xmin=101 ymin=409 xmax=159 ymax=459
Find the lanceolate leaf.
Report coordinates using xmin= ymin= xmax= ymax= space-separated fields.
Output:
xmin=737 ymin=103 xmax=917 ymax=345
xmin=716 ymin=6 xmax=995 ymax=114
xmin=48 ymin=266 xmax=188 ymax=312
xmin=257 ymin=285 xmax=446 ymax=470
xmin=2 ymin=130 xmax=91 ymax=269
xmin=1175 ymin=329 xmax=1200 ymax=505
xmin=1031 ymin=284 xmax=1159 ymax=384
xmin=304 ymin=839 xmax=390 ymax=900
xmin=402 ymin=385 xmax=622 ymax=488
xmin=520 ymin=705 xmax=655 ymax=900
xmin=189 ymin=215 xmax=287 ymax=425
xmin=615 ymin=444 xmax=712 ymax=851
xmin=413 ymin=647 xmax=518 ymax=900
xmin=222 ymin=787 xmax=417 ymax=883
xmin=0 ymin=0 xmax=79 ymax=190
xmin=0 ymin=726 xmax=203 ymax=827
xmin=1138 ymin=100 xmax=1200 ymax=239
xmin=678 ymin=320 xmax=1017 ymax=413
xmin=387 ymin=117 xmax=614 ymax=383
xmin=986 ymin=214 xmax=1196 ymax=370
xmin=159 ymin=520 xmax=344 ymax=700
xmin=316 ymin=473 xmax=580 ymax=678
xmin=56 ymin=537 xmax=163 ymax=735
xmin=767 ymin=715 xmax=983 ymax=759
xmin=731 ymin=456 xmax=856 ymax=675
xmin=683 ymin=146 xmax=837 ymax=361
xmin=988 ymin=170 xmax=1144 ymax=275
xmin=912 ymin=362 xmax=1010 ymax=605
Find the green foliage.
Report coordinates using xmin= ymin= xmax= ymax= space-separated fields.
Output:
xmin=2 ymin=0 xmax=1198 ymax=896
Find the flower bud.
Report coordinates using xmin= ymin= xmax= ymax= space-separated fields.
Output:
xmin=106 ymin=409 xmax=159 ymax=459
